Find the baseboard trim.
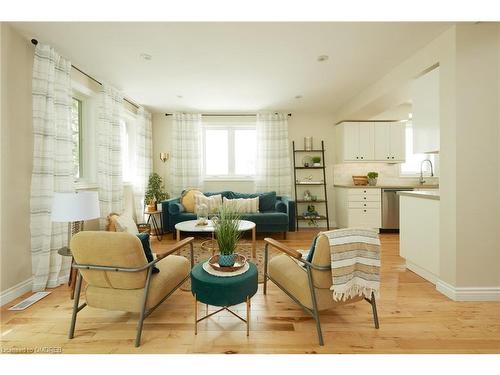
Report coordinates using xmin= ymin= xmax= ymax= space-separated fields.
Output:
xmin=0 ymin=278 xmax=33 ymax=307
xmin=406 ymin=261 xmax=438 ymax=285
xmin=436 ymin=279 xmax=500 ymax=301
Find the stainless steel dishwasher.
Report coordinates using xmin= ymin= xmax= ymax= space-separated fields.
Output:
xmin=381 ymin=188 xmax=414 ymax=230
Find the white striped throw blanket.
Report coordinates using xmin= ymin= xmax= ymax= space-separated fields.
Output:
xmin=321 ymin=228 xmax=380 ymax=302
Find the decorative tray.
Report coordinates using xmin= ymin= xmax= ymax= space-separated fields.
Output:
xmin=208 ymin=253 xmax=247 ymax=272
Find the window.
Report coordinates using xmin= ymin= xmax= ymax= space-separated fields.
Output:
xmin=203 ymin=119 xmax=257 ymax=178
xmin=71 ymin=97 xmax=83 ymax=179
xmin=400 ymin=121 xmax=436 ymax=175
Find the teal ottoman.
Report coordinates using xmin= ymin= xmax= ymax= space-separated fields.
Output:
xmin=191 ymin=262 xmax=258 ymax=336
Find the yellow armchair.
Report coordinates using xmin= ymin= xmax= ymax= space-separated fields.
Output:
xmin=69 ymin=231 xmax=194 ymax=347
xmin=263 ymin=234 xmax=379 ymax=346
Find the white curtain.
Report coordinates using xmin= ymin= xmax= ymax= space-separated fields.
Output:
xmin=133 ymin=107 xmax=153 ymax=223
xmin=96 ymin=86 xmax=124 ymax=228
xmin=30 ymin=44 xmax=74 ymax=291
xmin=171 ymin=113 xmax=203 ymax=196
xmin=255 ymin=113 xmax=292 ymax=196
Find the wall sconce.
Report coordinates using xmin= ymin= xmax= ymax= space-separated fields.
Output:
xmin=159 ymin=152 xmax=169 ymax=163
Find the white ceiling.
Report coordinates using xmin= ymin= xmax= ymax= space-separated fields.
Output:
xmin=11 ymin=22 xmax=451 ymax=114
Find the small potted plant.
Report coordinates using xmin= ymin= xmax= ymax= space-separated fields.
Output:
xmin=212 ymin=206 xmax=242 ymax=267
xmin=367 ymin=172 xmax=379 ymax=186
xmin=144 ymin=173 xmax=169 ymax=212
xmin=312 ymin=156 xmax=321 ymax=167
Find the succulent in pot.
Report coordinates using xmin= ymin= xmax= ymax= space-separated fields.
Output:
xmin=367 ymin=172 xmax=379 ymax=186
xmin=144 ymin=173 xmax=169 ymax=212
xmin=212 ymin=206 xmax=242 ymax=267
xmin=312 ymin=156 xmax=321 ymax=166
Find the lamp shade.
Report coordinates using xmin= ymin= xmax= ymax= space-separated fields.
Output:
xmin=51 ymin=191 xmax=100 ymax=222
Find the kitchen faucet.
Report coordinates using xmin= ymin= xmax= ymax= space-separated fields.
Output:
xmin=419 ymin=159 xmax=434 ymax=185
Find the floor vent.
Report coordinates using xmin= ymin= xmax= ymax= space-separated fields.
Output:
xmin=8 ymin=291 xmax=51 ymax=311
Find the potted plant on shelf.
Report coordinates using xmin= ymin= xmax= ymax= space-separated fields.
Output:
xmin=144 ymin=173 xmax=169 ymax=212
xmin=312 ymin=156 xmax=321 ymax=167
xmin=367 ymin=172 xmax=379 ymax=186
xmin=212 ymin=206 xmax=242 ymax=267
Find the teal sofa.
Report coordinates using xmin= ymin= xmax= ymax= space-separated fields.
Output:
xmin=161 ymin=191 xmax=295 ymax=237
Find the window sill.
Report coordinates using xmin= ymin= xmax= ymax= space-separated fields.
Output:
xmin=204 ymin=177 xmax=255 ymax=182
xmin=75 ymin=181 xmax=98 ymax=190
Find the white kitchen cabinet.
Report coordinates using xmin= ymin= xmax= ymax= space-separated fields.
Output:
xmin=336 ymin=122 xmax=374 ymax=162
xmin=411 ymin=66 xmax=440 ymax=153
xmin=374 ymin=122 xmax=406 ymax=162
xmin=335 ymin=187 xmax=381 ymax=230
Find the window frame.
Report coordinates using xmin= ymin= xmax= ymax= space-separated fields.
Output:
xmin=71 ymin=96 xmax=84 ymax=180
xmin=399 ymin=121 xmax=439 ymax=177
xmin=202 ymin=118 xmax=257 ymax=181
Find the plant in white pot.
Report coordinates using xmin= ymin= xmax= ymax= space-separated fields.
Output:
xmin=212 ymin=206 xmax=242 ymax=267
xmin=367 ymin=172 xmax=379 ymax=186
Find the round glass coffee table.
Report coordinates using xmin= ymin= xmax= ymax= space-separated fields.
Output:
xmin=175 ymin=219 xmax=256 ymax=258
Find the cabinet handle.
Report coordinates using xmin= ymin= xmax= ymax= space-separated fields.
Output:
xmin=364 ymin=204 xmax=366 ymax=206
xmin=391 ymin=156 xmax=394 ymax=159
xmin=386 ymin=156 xmax=389 ymax=159
xmin=363 ymin=197 xmax=366 ymax=200
xmin=363 ymin=190 xmax=366 ymax=193
xmin=363 ymin=210 xmax=367 ymax=212
xmin=356 ymin=156 xmax=359 ymax=159
xmin=361 ymin=157 xmax=364 ymax=159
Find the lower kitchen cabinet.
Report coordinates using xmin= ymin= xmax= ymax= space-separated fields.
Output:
xmin=335 ymin=187 xmax=381 ymax=229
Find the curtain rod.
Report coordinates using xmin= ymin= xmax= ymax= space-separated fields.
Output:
xmin=165 ymin=113 xmax=292 ymax=117
xmin=31 ymin=39 xmax=139 ymax=110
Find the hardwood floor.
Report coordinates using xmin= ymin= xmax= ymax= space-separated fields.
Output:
xmin=2 ymin=230 xmax=500 ymax=354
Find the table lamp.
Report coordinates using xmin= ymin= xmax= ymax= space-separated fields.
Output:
xmin=51 ymin=191 xmax=100 ymax=251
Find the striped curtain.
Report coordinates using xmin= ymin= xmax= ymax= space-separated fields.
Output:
xmin=255 ymin=113 xmax=292 ymax=196
xmin=96 ymin=86 xmax=124 ymax=228
xmin=133 ymin=107 xmax=153 ymax=223
xmin=30 ymin=44 xmax=74 ymax=291
xmin=171 ymin=113 xmax=203 ymax=196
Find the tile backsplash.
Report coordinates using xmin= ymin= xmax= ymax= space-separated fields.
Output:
xmin=333 ymin=162 xmax=439 ymax=186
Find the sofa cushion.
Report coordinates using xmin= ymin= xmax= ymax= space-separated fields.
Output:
xmin=241 ymin=212 xmax=288 ymax=225
xmin=168 ymin=202 xmax=185 ymax=215
xmin=195 ymin=193 xmax=222 ymax=213
xmin=229 ymin=191 xmax=277 ymax=212
xmin=275 ymin=200 xmax=287 ymax=213
xmin=223 ymin=197 xmax=259 ymax=213
xmin=181 ymin=189 xmax=202 ymax=213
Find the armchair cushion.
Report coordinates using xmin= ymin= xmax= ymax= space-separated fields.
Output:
xmin=115 ymin=214 xmax=139 ymax=235
xmin=136 ymin=233 xmax=159 ymax=274
xmin=85 ymin=254 xmax=190 ymax=312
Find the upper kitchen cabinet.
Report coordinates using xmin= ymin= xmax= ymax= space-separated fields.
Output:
xmin=411 ymin=66 xmax=440 ymax=153
xmin=336 ymin=122 xmax=374 ymax=162
xmin=374 ymin=122 xmax=406 ymax=162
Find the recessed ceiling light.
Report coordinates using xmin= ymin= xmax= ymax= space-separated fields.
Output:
xmin=317 ymin=55 xmax=329 ymax=62
xmin=140 ymin=53 xmax=152 ymax=61
xmin=176 ymin=95 xmax=183 ymax=99
xmin=295 ymin=95 xmax=303 ymax=99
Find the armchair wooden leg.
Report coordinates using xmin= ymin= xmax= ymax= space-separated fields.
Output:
xmin=370 ymin=292 xmax=380 ymax=329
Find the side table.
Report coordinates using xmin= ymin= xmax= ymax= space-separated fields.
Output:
xmin=144 ymin=210 xmax=163 ymax=241
xmin=190 ymin=262 xmax=258 ymax=336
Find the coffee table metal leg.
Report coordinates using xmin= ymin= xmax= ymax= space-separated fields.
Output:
xmin=246 ymin=296 xmax=250 ymax=337
xmin=252 ymin=227 xmax=256 ymax=259
xmin=194 ymin=294 xmax=197 ymax=335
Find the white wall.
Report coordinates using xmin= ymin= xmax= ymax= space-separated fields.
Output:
xmin=152 ymin=112 xmax=337 ymax=228
xmin=0 ymin=23 xmax=34 ymax=293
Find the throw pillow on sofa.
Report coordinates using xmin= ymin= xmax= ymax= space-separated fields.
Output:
xmin=223 ymin=197 xmax=259 ymax=213
xmin=194 ymin=193 xmax=222 ymax=213
xmin=181 ymin=189 xmax=203 ymax=213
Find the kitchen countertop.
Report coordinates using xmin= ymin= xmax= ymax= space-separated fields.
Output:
xmin=397 ymin=190 xmax=440 ymax=200
xmin=333 ymin=184 xmax=439 ymax=189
